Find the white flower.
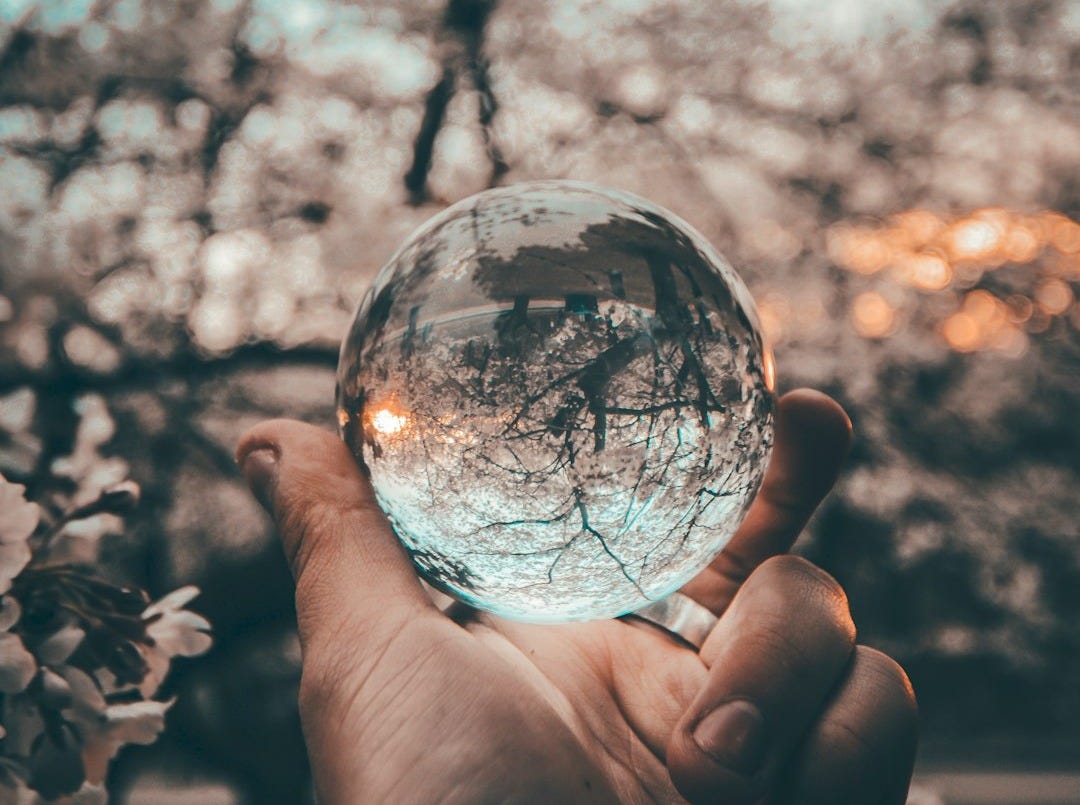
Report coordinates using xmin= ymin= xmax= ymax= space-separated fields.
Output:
xmin=138 ymin=586 xmax=212 ymax=697
xmin=35 ymin=625 xmax=85 ymax=666
xmin=81 ymin=699 xmax=174 ymax=785
xmin=0 ymin=474 xmax=38 ymax=594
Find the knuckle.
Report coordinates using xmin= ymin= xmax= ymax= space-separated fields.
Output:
xmin=778 ymin=554 xmax=845 ymax=600
xmin=820 ymin=708 xmax=873 ymax=753
xmin=854 ymin=646 xmax=918 ymax=719
xmin=757 ymin=555 xmax=855 ymax=646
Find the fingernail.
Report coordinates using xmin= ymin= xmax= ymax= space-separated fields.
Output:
xmin=240 ymin=447 xmax=279 ymax=511
xmin=693 ymin=699 xmax=767 ymax=777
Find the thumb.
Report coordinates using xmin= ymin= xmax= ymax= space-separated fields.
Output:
xmin=236 ymin=419 xmax=436 ymax=654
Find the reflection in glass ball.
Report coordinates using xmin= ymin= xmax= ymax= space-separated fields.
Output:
xmin=337 ymin=182 xmax=774 ymax=621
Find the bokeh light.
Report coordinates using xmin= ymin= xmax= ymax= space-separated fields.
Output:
xmin=0 ymin=0 xmax=1077 ymax=800
xmin=827 ymin=208 xmax=1078 ymax=354
xmin=851 ymin=291 xmax=898 ymax=339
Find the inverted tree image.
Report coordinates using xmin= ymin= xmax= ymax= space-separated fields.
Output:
xmin=339 ymin=185 xmax=773 ymax=619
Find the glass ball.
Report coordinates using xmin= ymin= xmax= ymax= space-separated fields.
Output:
xmin=337 ymin=181 xmax=774 ymax=622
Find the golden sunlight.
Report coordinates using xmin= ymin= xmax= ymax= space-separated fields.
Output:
xmin=827 ymin=208 xmax=1077 ymax=354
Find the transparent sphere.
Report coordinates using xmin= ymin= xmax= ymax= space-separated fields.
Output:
xmin=337 ymin=182 xmax=774 ymax=621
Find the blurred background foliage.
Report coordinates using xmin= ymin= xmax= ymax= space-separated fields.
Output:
xmin=0 ymin=0 xmax=1077 ymax=801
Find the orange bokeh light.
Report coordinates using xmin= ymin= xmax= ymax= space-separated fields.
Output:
xmin=829 ymin=209 xmax=1079 ymax=280
xmin=905 ymin=252 xmax=952 ymax=291
xmin=1002 ymin=223 xmax=1041 ymax=263
xmin=851 ymin=292 xmax=896 ymax=338
xmin=947 ymin=217 xmax=1002 ymax=263
xmin=829 ymin=208 xmax=1076 ymax=354
xmin=1048 ymin=215 xmax=1080 ymax=254
xmin=890 ymin=209 xmax=944 ymax=249
xmin=1035 ymin=278 xmax=1073 ymax=315
xmin=942 ymin=312 xmax=979 ymax=352
xmin=963 ymin=289 xmax=1000 ymax=323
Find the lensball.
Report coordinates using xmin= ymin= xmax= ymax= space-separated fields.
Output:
xmin=337 ymin=181 xmax=774 ymax=622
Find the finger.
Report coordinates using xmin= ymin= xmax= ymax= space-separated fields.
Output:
xmin=778 ymin=646 xmax=918 ymax=804
xmin=236 ymin=419 xmax=437 ymax=654
xmin=667 ymin=555 xmax=856 ymax=804
xmin=681 ymin=389 xmax=852 ymax=614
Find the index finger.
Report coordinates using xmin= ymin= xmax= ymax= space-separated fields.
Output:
xmin=680 ymin=389 xmax=852 ymax=614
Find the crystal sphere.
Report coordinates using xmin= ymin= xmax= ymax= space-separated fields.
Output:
xmin=337 ymin=181 xmax=774 ymax=622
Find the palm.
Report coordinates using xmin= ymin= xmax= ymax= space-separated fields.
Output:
xmin=320 ymin=608 xmax=707 ymax=803
xmin=473 ymin=615 xmax=707 ymax=798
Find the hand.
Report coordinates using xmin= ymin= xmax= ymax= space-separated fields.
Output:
xmin=236 ymin=390 xmax=917 ymax=804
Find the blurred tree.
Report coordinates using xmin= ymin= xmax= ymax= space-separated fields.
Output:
xmin=0 ymin=0 xmax=1077 ymax=799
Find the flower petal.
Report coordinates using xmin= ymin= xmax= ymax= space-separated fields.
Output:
xmin=80 ymin=699 xmax=174 ymax=785
xmin=35 ymin=625 xmax=86 ymax=665
xmin=0 ymin=473 xmax=39 ymax=542
xmin=0 ymin=540 xmax=32 ymax=595
xmin=112 ymin=699 xmax=172 ymax=741
xmin=137 ymin=646 xmax=171 ymax=699
xmin=39 ymin=667 xmax=73 ymax=709
xmin=146 ymin=611 xmax=213 ymax=657
xmin=142 ymin=585 xmax=201 ymax=618
xmin=0 ymin=632 xmax=37 ymax=693
xmin=59 ymin=665 xmax=107 ymax=717
xmin=0 ymin=595 xmax=20 ymax=631
xmin=0 ymin=476 xmax=39 ymax=545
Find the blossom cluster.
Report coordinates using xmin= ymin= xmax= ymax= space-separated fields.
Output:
xmin=0 ymin=473 xmax=211 ymax=803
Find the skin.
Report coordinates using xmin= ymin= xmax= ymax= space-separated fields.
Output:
xmin=236 ymin=389 xmax=918 ymax=804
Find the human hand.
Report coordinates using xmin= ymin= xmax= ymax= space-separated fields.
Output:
xmin=237 ymin=389 xmax=916 ymax=804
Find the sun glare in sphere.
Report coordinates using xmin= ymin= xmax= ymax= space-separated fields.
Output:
xmin=372 ymin=407 xmax=408 ymax=435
